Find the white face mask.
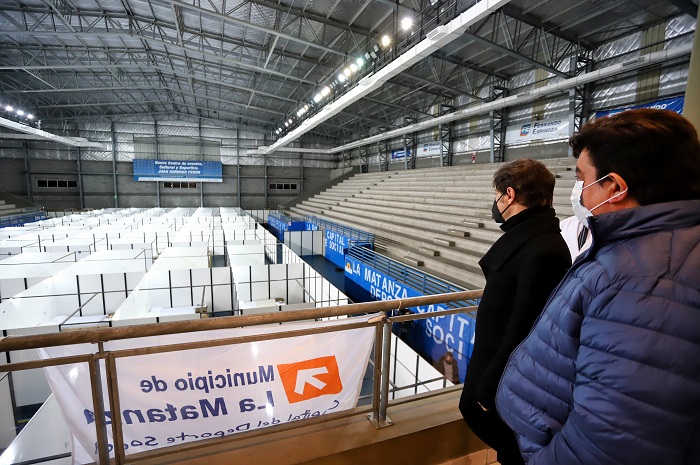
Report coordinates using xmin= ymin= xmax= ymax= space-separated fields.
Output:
xmin=570 ymin=175 xmax=628 ymax=226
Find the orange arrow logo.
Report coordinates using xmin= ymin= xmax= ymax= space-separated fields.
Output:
xmin=277 ymin=356 xmax=343 ymax=403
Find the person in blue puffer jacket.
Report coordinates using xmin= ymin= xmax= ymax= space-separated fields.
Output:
xmin=496 ymin=108 xmax=700 ymax=465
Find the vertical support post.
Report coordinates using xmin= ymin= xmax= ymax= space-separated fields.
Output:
xmin=236 ymin=127 xmax=241 ymax=208
xmin=23 ymin=140 xmax=33 ymax=201
xmin=359 ymin=145 xmax=369 ymax=173
xmin=378 ymin=137 xmax=389 ymax=172
xmin=263 ymin=135 xmax=268 ymax=209
xmin=77 ymin=147 xmax=85 ymax=209
xmin=369 ymin=321 xmax=383 ymax=424
xmin=154 ymin=118 xmax=160 ymax=208
xmin=111 ymin=122 xmax=118 ymax=208
xmin=489 ymin=84 xmax=507 ymax=164
xmin=368 ymin=318 xmax=393 ymax=428
xmin=439 ymin=98 xmax=453 ymax=167
xmin=105 ymin=352 xmax=126 ymax=464
xmin=379 ymin=320 xmax=393 ymax=424
xmin=300 ymin=151 xmax=304 ymax=196
xmin=88 ymin=354 xmax=110 ymax=464
xmin=406 ymin=115 xmax=416 ymax=170
xmin=199 ymin=118 xmax=204 ymax=208
xmin=568 ymin=51 xmax=592 ymax=156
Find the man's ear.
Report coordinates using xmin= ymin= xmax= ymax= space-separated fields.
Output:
xmin=606 ymin=172 xmax=629 ymax=204
xmin=506 ymin=186 xmax=516 ymax=204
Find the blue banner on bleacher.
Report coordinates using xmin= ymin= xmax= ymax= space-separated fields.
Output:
xmin=325 ymin=230 xmax=349 ymax=267
xmin=267 ymin=215 xmax=306 ymax=241
xmin=344 ymin=255 xmax=475 ymax=382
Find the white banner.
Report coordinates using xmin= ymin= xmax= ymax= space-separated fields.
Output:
xmin=39 ymin=315 xmax=377 ymax=463
xmin=418 ymin=141 xmax=442 ymax=157
xmin=505 ymin=117 xmax=570 ymax=144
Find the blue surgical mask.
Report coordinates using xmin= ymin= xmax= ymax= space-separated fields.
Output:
xmin=570 ymin=175 xmax=628 ymax=226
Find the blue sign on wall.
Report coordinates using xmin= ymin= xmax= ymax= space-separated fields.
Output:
xmin=391 ymin=148 xmax=411 ymax=160
xmin=325 ymin=230 xmax=349 ymax=267
xmin=133 ymin=159 xmax=223 ymax=182
xmin=344 ymin=255 xmax=475 ymax=382
xmin=595 ymin=95 xmax=684 ymax=119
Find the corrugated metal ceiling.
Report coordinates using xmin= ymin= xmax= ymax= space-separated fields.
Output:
xmin=0 ymin=0 xmax=693 ymax=146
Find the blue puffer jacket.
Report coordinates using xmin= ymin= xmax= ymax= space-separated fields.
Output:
xmin=495 ymin=199 xmax=700 ymax=465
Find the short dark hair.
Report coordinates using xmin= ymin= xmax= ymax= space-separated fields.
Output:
xmin=570 ymin=109 xmax=700 ymax=205
xmin=493 ymin=158 xmax=555 ymax=208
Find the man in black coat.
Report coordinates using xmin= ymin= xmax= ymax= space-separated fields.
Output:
xmin=459 ymin=158 xmax=571 ymax=465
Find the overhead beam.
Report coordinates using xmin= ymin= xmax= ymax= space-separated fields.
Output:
xmin=0 ymin=117 xmax=105 ymax=148
xmin=250 ymin=0 xmax=373 ymax=36
xmin=461 ymin=31 xmax=569 ymax=78
xmin=1 ymin=32 xmax=319 ymax=88
xmin=168 ymin=0 xmax=345 ymax=56
xmin=264 ymin=0 xmax=513 ymax=154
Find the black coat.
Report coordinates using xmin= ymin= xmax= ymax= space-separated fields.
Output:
xmin=461 ymin=206 xmax=571 ymax=411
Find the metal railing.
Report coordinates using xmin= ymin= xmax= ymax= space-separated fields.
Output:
xmin=0 ymin=290 xmax=482 ymax=464
xmin=305 ymin=216 xmax=375 ymax=244
xmin=348 ymin=246 xmax=469 ymax=300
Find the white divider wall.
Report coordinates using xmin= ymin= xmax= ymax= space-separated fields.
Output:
xmin=302 ymin=263 xmax=348 ymax=307
xmin=0 ymin=262 xmax=75 ymax=302
xmin=280 ymin=243 xmax=304 ymax=264
xmin=284 ymin=230 xmax=324 ymax=256
xmin=231 ymin=262 xmax=348 ymax=311
xmin=111 ymin=267 xmax=238 ymax=323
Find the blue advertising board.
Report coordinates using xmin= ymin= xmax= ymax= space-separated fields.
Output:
xmin=390 ymin=148 xmax=411 ymax=160
xmin=325 ymin=230 xmax=349 ymax=267
xmin=133 ymin=159 xmax=223 ymax=182
xmin=595 ymin=95 xmax=684 ymax=119
xmin=267 ymin=215 xmax=306 ymax=241
xmin=344 ymin=255 xmax=475 ymax=382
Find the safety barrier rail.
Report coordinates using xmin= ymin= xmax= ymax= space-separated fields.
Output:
xmin=0 ymin=290 xmax=481 ymax=464
xmin=347 ymin=246 xmax=473 ymax=306
xmin=305 ymin=216 xmax=375 ymax=244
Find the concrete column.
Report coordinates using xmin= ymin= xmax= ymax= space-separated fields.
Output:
xmin=684 ymin=12 xmax=700 ymax=131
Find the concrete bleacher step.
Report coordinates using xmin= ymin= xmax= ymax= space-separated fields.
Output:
xmin=419 ymin=247 xmax=440 ymax=257
xmin=403 ymin=255 xmax=424 ymax=267
xmin=293 ymin=206 xmax=490 ymax=273
xmin=432 ymin=237 xmax=455 ymax=247
xmin=289 ymin=158 xmax=577 ymax=288
xmin=447 ymin=228 xmax=470 ymax=238
xmin=462 ymin=220 xmax=484 ymax=228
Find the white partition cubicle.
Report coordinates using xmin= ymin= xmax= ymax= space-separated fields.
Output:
xmin=0 ymin=207 xmax=360 ymax=462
